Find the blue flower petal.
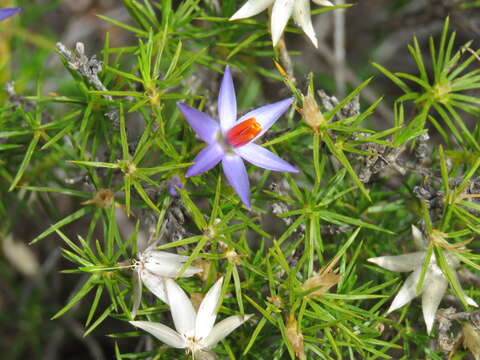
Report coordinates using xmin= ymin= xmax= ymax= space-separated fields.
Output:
xmin=0 ymin=8 xmax=20 ymax=21
xmin=218 ymin=66 xmax=237 ymax=133
xmin=222 ymin=154 xmax=250 ymax=209
xmin=235 ymin=143 xmax=298 ymax=173
xmin=177 ymin=102 xmax=220 ymax=144
xmin=186 ymin=143 xmax=224 ymax=177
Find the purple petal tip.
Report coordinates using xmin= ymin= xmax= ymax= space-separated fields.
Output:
xmin=222 ymin=155 xmax=251 ymax=211
xmin=0 ymin=8 xmax=21 ymax=21
xmin=240 ymin=196 xmax=251 ymax=210
xmin=235 ymin=143 xmax=299 ymax=174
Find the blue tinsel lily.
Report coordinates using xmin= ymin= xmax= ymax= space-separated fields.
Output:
xmin=0 ymin=8 xmax=20 ymax=21
xmin=177 ymin=66 xmax=298 ymax=209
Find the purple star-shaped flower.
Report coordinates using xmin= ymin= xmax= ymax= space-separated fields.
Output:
xmin=177 ymin=66 xmax=299 ymax=209
xmin=0 ymin=8 xmax=21 ymax=21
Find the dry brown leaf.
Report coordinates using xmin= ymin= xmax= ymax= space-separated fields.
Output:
xmin=194 ymin=259 xmax=211 ymax=282
xmin=447 ymin=333 xmax=463 ymax=360
xmin=429 ymin=229 xmax=473 ymax=253
xmin=286 ymin=313 xmax=305 ymax=360
xmin=462 ymin=323 xmax=480 ymax=360
xmin=302 ymin=269 xmax=340 ymax=299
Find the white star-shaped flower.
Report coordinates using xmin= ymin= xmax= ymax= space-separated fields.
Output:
xmin=132 ymin=249 xmax=202 ymax=317
xmin=368 ymin=226 xmax=477 ymax=334
xmin=131 ymin=277 xmax=253 ymax=358
xmin=230 ymin=0 xmax=334 ymax=48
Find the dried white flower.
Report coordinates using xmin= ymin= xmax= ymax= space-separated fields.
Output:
xmin=132 ymin=249 xmax=202 ymax=318
xmin=131 ymin=277 xmax=252 ymax=358
xmin=230 ymin=0 xmax=334 ymax=48
xmin=368 ymin=226 xmax=477 ymax=334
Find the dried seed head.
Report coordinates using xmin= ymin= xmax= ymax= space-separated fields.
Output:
xmin=299 ymin=86 xmax=325 ymax=135
xmin=81 ymin=188 xmax=115 ymax=208
xmin=224 ymin=248 xmax=246 ymax=265
xmin=125 ymin=161 xmax=137 ymax=175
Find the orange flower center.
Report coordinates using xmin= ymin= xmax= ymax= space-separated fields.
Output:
xmin=225 ymin=118 xmax=262 ymax=147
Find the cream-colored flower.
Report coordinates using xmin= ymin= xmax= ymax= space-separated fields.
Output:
xmin=132 ymin=249 xmax=202 ymax=318
xmin=368 ymin=226 xmax=477 ymax=334
xmin=230 ymin=0 xmax=334 ymax=48
xmin=131 ymin=278 xmax=252 ymax=359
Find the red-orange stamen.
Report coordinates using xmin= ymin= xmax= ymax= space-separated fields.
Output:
xmin=225 ymin=118 xmax=262 ymax=147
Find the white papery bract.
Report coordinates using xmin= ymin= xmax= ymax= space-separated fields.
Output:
xmin=230 ymin=0 xmax=334 ymax=47
xmin=131 ymin=249 xmax=202 ymax=318
xmin=368 ymin=226 xmax=478 ymax=334
xmin=130 ymin=277 xmax=253 ymax=357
